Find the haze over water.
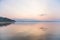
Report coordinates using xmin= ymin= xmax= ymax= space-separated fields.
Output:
xmin=0 ymin=22 xmax=60 ymax=40
xmin=0 ymin=0 xmax=60 ymax=40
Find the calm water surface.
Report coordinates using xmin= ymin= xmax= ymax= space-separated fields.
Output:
xmin=0 ymin=22 xmax=60 ymax=40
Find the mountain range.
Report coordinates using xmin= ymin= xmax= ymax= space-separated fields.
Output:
xmin=13 ymin=18 xmax=60 ymax=22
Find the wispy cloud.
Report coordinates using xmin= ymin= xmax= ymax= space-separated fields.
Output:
xmin=0 ymin=0 xmax=60 ymax=20
xmin=0 ymin=0 xmax=48 ymax=19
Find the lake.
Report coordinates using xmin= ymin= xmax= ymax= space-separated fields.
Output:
xmin=0 ymin=22 xmax=60 ymax=40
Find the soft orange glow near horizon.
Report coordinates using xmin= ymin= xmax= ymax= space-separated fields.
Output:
xmin=0 ymin=0 xmax=60 ymax=20
xmin=0 ymin=0 xmax=48 ymax=20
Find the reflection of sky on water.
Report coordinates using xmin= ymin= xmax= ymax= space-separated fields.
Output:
xmin=0 ymin=22 xmax=60 ymax=40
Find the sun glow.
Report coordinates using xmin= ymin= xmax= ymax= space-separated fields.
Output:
xmin=0 ymin=0 xmax=48 ymax=20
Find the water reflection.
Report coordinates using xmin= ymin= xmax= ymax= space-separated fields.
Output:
xmin=0 ymin=22 xmax=60 ymax=40
xmin=0 ymin=22 xmax=15 ymax=27
xmin=0 ymin=22 xmax=47 ymax=40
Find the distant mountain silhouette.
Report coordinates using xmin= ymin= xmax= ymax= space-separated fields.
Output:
xmin=0 ymin=17 xmax=15 ymax=22
xmin=14 ymin=19 xmax=40 ymax=22
xmin=13 ymin=18 xmax=60 ymax=22
xmin=0 ymin=17 xmax=15 ymax=27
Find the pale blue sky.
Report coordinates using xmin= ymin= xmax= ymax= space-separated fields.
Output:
xmin=0 ymin=0 xmax=60 ymax=20
xmin=48 ymin=0 xmax=60 ymax=18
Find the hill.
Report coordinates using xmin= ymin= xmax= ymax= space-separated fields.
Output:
xmin=0 ymin=17 xmax=15 ymax=22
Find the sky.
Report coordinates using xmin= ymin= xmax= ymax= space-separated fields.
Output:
xmin=0 ymin=0 xmax=60 ymax=20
